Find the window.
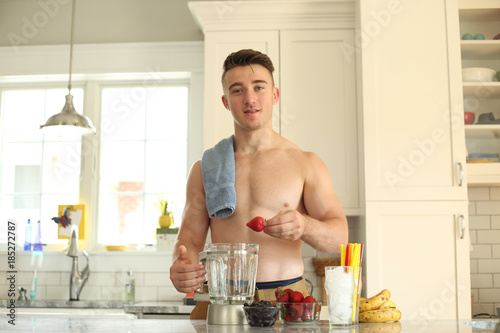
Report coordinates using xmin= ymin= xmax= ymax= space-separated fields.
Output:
xmin=0 ymin=88 xmax=84 ymax=245
xmin=98 ymin=85 xmax=188 ymax=245
xmin=0 ymin=82 xmax=190 ymax=247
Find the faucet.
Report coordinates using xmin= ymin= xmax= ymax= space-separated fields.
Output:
xmin=66 ymin=225 xmax=89 ymax=301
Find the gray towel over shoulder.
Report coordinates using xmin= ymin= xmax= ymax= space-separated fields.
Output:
xmin=201 ymin=135 xmax=236 ymax=219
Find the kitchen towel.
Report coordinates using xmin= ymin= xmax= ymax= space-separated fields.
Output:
xmin=201 ymin=135 xmax=236 ymax=219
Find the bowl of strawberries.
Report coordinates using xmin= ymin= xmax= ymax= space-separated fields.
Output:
xmin=276 ymin=289 xmax=321 ymax=325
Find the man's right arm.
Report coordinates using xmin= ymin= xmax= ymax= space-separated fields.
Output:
xmin=169 ymin=161 xmax=210 ymax=293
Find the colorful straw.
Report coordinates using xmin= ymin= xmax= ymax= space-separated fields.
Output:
xmin=340 ymin=243 xmax=365 ymax=322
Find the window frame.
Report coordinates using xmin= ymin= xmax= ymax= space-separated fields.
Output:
xmin=0 ymin=42 xmax=204 ymax=251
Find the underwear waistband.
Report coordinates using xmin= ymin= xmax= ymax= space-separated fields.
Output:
xmin=255 ymin=276 xmax=303 ymax=290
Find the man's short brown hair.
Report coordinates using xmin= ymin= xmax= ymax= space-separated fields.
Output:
xmin=221 ymin=49 xmax=275 ymax=85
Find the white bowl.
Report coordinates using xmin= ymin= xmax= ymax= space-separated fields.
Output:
xmin=462 ymin=67 xmax=496 ymax=82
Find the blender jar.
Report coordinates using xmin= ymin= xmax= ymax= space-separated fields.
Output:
xmin=204 ymin=243 xmax=259 ymax=304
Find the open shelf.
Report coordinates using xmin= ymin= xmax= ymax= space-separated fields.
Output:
xmin=461 ymin=40 xmax=500 ymax=59
xmin=463 ymin=82 xmax=500 ymax=98
xmin=466 ymin=162 xmax=500 ymax=186
xmin=465 ymin=124 xmax=500 ymax=138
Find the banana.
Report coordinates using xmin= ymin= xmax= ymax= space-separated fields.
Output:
xmin=359 ymin=289 xmax=391 ymax=312
xmin=359 ymin=308 xmax=402 ymax=323
xmin=359 ymin=322 xmax=402 ymax=333
xmin=378 ymin=300 xmax=396 ymax=309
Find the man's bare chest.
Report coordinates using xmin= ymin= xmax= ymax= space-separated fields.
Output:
xmin=233 ymin=156 xmax=304 ymax=211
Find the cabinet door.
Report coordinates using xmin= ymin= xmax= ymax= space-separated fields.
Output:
xmin=203 ymin=31 xmax=280 ymax=149
xmin=280 ymin=30 xmax=359 ymax=213
xmin=365 ymin=201 xmax=471 ymax=320
xmin=360 ymin=0 xmax=467 ymax=201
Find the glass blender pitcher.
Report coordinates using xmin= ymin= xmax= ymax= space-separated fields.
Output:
xmin=195 ymin=243 xmax=259 ymax=325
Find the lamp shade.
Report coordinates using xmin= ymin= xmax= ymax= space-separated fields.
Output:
xmin=40 ymin=94 xmax=95 ymax=133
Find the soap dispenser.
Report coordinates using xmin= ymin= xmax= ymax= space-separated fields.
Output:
xmin=124 ymin=269 xmax=135 ymax=302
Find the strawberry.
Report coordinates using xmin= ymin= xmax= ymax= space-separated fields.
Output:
xmin=290 ymin=304 xmax=304 ymax=319
xmin=301 ymin=308 xmax=314 ymax=322
xmin=283 ymin=313 xmax=294 ymax=322
xmin=246 ymin=216 xmax=265 ymax=232
xmin=289 ymin=291 xmax=304 ymax=303
xmin=284 ymin=288 xmax=293 ymax=295
xmin=302 ymin=295 xmax=315 ymax=304
xmin=302 ymin=295 xmax=315 ymax=309
xmin=275 ymin=289 xmax=289 ymax=302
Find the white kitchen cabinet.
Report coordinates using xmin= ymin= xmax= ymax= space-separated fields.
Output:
xmin=360 ymin=0 xmax=467 ymax=202
xmin=459 ymin=2 xmax=500 ymax=185
xmin=280 ymin=29 xmax=359 ymax=212
xmin=359 ymin=0 xmax=471 ymax=320
xmin=365 ymin=201 xmax=471 ymax=321
xmin=189 ymin=1 xmax=360 ymax=214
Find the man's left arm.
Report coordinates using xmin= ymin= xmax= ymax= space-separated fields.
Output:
xmin=264 ymin=152 xmax=348 ymax=253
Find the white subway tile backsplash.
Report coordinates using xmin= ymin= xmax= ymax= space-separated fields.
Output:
xmin=79 ymin=286 xmax=101 ymax=301
xmin=468 ymin=202 xmax=476 ymax=216
xmin=469 ymin=216 xmax=491 ymax=230
xmin=470 ymin=259 xmax=478 ymax=274
xmin=87 ymin=272 xmax=117 ymax=286
xmin=476 ymin=201 xmax=500 ymax=215
xmin=158 ymin=286 xmax=184 ymax=301
xmin=493 ymin=245 xmax=500 ymax=259
xmin=302 ymin=244 xmax=316 ymax=257
xmin=477 ymin=230 xmax=500 ymax=244
xmin=492 ymin=216 xmax=500 ymax=229
xmin=478 ymin=259 xmax=500 ymax=273
xmin=135 ymin=286 xmax=158 ymax=302
xmin=469 ymin=187 xmax=500 ymax=316
xmin=490 ymin=187 xmax=500 ymax=200
xmin=470 ymin=230 xmax=477 ymax=245
xmin=470 ymin=244 xmax=492 ymax=259
xmin=101 ymin=285 xmax=124 ymax=301
xmin=46 ymin=286 xmax=69 ymax=300
xmin=37 ymin=272 xmax=61 ymax=286
xmin=494 ymin=274 xmax=500 ymax=288
xmin=478 ymin=288 xmax=500 ymax=303
xmin=144 ymin=272 xmax=170 ymax=286
xmin=468 ymin=187 xmax=490 ymax=201
xmin=471 ymin=274 xmax=493 ymax=288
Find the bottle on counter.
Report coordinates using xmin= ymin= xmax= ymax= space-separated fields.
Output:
xmin=124 ymin=269 xmax=135 ymax=302
xmin=33 ymin=220 xmax=42 ymax=251
xmin=24 ymin=219 xmax=32 ymax=251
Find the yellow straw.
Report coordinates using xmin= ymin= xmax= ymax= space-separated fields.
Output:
xmin=352 ymin=243 xmax=361 ymax=322
xmin=341 ymin=244 xmax=346 ymax=266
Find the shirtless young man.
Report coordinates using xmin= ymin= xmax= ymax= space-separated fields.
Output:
xmin=169 ymin=49 xmax=348 ymax=318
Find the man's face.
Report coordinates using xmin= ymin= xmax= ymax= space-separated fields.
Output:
xmin=221 ymin=64 xmax=279 ymax=131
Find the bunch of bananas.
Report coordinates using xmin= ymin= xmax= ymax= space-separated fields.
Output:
xmin=359 ymin=289 xmax=402 ymax=323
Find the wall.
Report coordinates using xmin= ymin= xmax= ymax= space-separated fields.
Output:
xmin=468 ymin=186 xmax=500 ymax=316
xmin=0 ymin=0 xmax=206 ymax=47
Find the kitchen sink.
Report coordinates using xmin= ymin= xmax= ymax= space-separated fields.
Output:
xmin=462 ymin=319 xmax=499 ymax=331
xmin=0 ymin=300 xmax=136 ymax=319
xmin=2 ymin=307 xmax=136 ymax=319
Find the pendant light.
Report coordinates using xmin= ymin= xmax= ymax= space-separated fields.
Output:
xmin=40 ymin=0 xmax=95 ymax=134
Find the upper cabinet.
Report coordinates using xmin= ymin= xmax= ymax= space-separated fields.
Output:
xmin=458 ymin=1 xmax=500 ymax=185
xmin=189 ymin=1 xmax=361 ymax=214
xmin=360 ymin=0 xmax=468 ymax=201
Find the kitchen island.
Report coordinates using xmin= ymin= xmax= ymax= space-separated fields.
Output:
xmin=1 ymin=318 xmax=497 ymax=332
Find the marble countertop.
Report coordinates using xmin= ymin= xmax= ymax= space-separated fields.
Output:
xmin=1 ymin=318 xmax=498 ymax=332
xmin=0 ymin=300 xmax=194 ymax=313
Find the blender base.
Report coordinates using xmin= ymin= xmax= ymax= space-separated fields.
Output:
xmin=207 ymin=304 xmax=246 ymax=325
